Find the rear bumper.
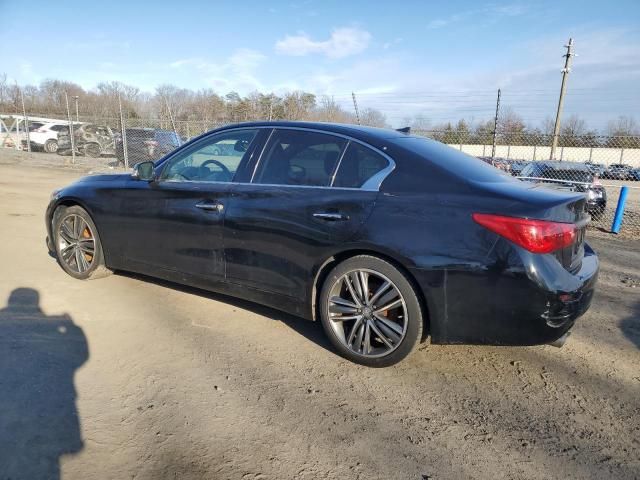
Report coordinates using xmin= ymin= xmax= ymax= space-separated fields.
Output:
xmin=411 ymin=243 xmax=599 ymax=346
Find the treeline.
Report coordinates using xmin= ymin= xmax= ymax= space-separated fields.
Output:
xmin=0 ymin=74 xmax=385 ymax=127
xmin=406 ymin=110 xmax=640 ymax=148
xmin=1 ymin=73 xmax=638 ymax=147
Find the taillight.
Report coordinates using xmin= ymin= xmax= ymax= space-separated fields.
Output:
xmin=472 ymin=213 xmax=576 ymax=254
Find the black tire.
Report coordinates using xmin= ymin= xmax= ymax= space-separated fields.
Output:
xmin=52 ymin=205 xmax=111 ymax=280
xmin=84 ymin=143 xmax=101 ymax=158
xmin=319 ymin=255 xmax=424 ymax=367
xmin=44 ymin=139 xmax=58 ymax=153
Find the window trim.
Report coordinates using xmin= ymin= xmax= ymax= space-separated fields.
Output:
xmin=153 ymin=125 xmax=396 ymax=192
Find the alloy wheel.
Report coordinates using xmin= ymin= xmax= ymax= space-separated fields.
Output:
xmin=57 ymin=214 xmax=96 ymax=273
xmin=326 ymin=269 xmax=408 ymax=358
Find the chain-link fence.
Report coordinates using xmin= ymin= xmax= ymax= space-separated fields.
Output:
xmin=2 ymin=113 xmax=639 ymax=236
xmin=415 ymin=130 xmax=640 ymax=236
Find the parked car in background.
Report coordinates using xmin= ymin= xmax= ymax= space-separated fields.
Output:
xmin=478 ymin=156 xmax=512 ymax=174
xmin=26 ymin=122 xmax=78 ymax=153
xmin=629 ymin=168 xmax=640 ymax=181
xmin=509 ymin=160 xmax=530 ymax=177
xmin=603 ymin=163 xmax=634 ymax=180
xmin=57 ymin=124 xmax=115 ymax=157
xmin=46 ymin=122 xmax=598 ymax=367
xmin=2 ymin=120 xmax=45 ymax=149
xmin=585 ymin=162 xmax=606 ymax=177
xmin=518 ymin=161 xmax=607 ymax=220
xmin=115 ymin=128 xmax=182 ymax=165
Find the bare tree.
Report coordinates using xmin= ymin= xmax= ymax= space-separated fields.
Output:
xmin=607 ymin=116 xmax=638 ymax=137
xmin=359 ymin=108 xmax=387 ymax=127
xmin=560 ymin=114 xmax=587 ymax=137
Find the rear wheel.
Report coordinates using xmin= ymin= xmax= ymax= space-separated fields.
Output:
xmin=52 ymin=205 xmax=111 ymax=280
xmin=44 ymin=139 xmax=58 ymax=153
xmin=319 ymin=255 xmax=423 ymax=367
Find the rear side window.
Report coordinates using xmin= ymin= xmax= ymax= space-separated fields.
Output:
xmin=396 ymin=137 xmax=515 ymax=183
xmin=253 ymin=129 xmax=346 ymax=186
xmin=50 ymin=125 xmax=67 ymax=132
xmin=333 ymin=142 xmax=389 ymax=188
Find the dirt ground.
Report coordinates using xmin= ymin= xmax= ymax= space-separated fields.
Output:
xmin=0 ymin=149 xmax=638 ymax=480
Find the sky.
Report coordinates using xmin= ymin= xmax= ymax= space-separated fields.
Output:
xmin=1 ymin=0 xmax=639 ymax=128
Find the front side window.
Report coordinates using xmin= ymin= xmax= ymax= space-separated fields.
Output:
xmin=333 ymin=142 xmax=389 ymax=188
xmin=160 ymin=129 xmax=258 ymax=183
xmin=253 ymin=129 xmax=346 ymax=186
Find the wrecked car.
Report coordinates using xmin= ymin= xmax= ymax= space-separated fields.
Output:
xmin=57 ymin=124 xmax=116 ymax=158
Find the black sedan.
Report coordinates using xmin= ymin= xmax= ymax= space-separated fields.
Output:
xmin=46 ymin=122 xmax=598 ymax=367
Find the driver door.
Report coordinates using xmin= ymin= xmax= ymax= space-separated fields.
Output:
xmin=114 ymin=128 xmax=263 ymax=280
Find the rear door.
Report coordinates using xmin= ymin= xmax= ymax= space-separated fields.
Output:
xmin=224 ymin=128 xmax=393 ymax=299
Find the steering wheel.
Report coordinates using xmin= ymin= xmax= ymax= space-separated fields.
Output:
xmin=200 ymin=159 xmax=232 ymax=181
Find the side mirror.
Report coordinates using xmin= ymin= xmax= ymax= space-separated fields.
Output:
xmin=132 ymin=161 xmax=155 ymax=181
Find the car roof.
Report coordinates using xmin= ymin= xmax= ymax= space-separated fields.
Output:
xmin=126 ymin=128 xmax=176 ymax=133
xmin=534 ymin=161 xmax=591 ymax=171
xmin=217 ymin=121 xmax=409 ymax=142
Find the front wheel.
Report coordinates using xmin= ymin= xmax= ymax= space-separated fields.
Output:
xmin=44 ymin=139 xmax=58 ymax=153
xmin=319 ymin=255 xmax=424 ymax=367
xmin=52 ymin=205 xmax=111 ymax=280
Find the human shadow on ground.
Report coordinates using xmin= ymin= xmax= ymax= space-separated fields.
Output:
xmin=620 ymin=299 xmax=640 ymax=350
xmin=0 ymin=288 xmax=88 ymax=480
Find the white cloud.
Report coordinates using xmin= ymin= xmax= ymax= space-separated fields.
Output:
xmin=383 ymin=37 xmax=404 ymax=50
xmin=168 ymin=49 xmax=267 ymax=92
xmin=275 ymin=27 xmax=371 ymax=58
xmin=229 ymin=48 xmax=267 ymax=69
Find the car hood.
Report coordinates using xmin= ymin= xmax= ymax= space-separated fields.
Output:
xmin=75 ymin=173 xmax=129 ymax=183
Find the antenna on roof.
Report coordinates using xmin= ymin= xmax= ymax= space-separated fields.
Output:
xmin=396 ymin=126 xmax=411 ymax=134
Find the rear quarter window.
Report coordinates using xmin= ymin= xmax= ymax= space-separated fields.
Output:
xmin=395 ymin=137 xmax=515 ymax=183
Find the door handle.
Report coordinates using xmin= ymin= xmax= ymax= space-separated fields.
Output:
xmin=195 ymin=201 xmax=224 ymax=212
xmin=313 ymin=212 xmax=349 ymax=221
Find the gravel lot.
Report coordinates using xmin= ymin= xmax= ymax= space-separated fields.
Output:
xmin=0 ymin=149 xmax=638 ymax=480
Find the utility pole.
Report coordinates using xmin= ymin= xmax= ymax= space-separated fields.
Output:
xmin=352 ymin=92 xmax=361 ymax=125
xmin=19 ymin=86 xmax=31 ymax=152
xmin=118 ymin=90 xmax=128 ymax=169
xmin=73 ymin=95 xmax=79 ymax=123
xmin=64 ymin=92 xmax=76 ymax=164
xmin=550 ymin=38 xmax=575 ymax=160
xmin=491 ymin=88 xmax=501 ymax=159
xmin=163 ymin=95 xmax=178 ymax=138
